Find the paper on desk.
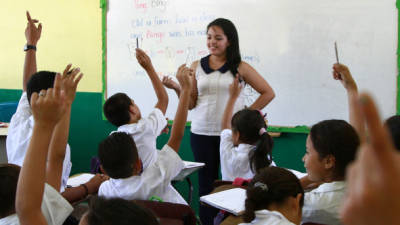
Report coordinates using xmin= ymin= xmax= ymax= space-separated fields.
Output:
xmin=183 ymin=161 xmax=205 ymax=168
xmin=200 ymin=188 xmax=246 ymax=216
xmin=67 ymin=173 xmax=95 ymax=187
xmin=286 ymin=169 xmax=307 ymax=179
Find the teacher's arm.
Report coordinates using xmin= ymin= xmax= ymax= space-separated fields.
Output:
xmin=188 ymin=60 xmax=199 ymax=110
xmin=238 ymin=62 xmax=275 ymax=110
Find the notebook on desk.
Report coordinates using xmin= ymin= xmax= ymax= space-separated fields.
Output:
xmin=200 ymin=188 xmax=246 ymax=216
xmin=173 ymin=161 xmax=205 ymax=181
xmin=67 ymin=173 xmax=95 ymax=187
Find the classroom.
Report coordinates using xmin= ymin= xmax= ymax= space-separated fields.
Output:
xmin=0 ymin=0 xmax=399 ymax=225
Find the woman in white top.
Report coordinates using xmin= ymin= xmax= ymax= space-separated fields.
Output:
xmin=220 ymin=76 xmax=274 ymax=181
xmin=164 ymin=18 xmax=275 ymax=225
xmin=240 ymin=167 xmax=304 ymax=225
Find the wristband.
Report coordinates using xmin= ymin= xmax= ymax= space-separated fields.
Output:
xmin=24 ymin=44 xmax=36 ymax=52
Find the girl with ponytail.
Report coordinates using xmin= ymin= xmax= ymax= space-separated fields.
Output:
xmin=220 ymin=76 xmax=274 ymax=181
xmin=240 ymin=167 xmax=304 ymax=225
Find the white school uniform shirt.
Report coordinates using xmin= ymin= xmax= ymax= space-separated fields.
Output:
xmin=98 ymin=144 xmax=187 ymax=205
xmin=190 ymin=55 xmax=245 ymax=136
xmin=220 ymin=129 xmax=275 ymax=181
xmin=239 ymin=209 xmax=296 ymax=225
xmin=220 ymin=129 xmax=255 ymax=181
xmin=302 ymin=181 xmax=346 ymax=225
xmin=6 ymin=92 xmax=71 ymax=192
xmin=0 ymin=183 xmax=73 ymax=225
xmin=116 ymin=108 xmax=167 ymax=169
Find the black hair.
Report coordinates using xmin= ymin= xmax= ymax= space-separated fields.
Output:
xmin=103 ymin=93 xmax=133 ymax=127
xmin=85 ymin=196 xmax=159 ymax=225
xmin=310 ymin=119 xmax=360 ymax=178
xmin=207 ymin=18 xmax=241 ymax=75
xmin=243 ymin=167 xmax=304 ymax=223
xmin=98 ymin=132 xmax=138 ymax=179
xmin=26 ymin=71 xmax=56 ymax=104
xmin=231 ymin=109 xmax=273 ymax=174
xmin=0 ymin=164 xmax=21 ymax=218
xmin=385 ymin=115 xmax=400 ymax=151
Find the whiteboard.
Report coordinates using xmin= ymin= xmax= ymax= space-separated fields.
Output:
xmin=107 ymin=0 xmax=397 ymax=127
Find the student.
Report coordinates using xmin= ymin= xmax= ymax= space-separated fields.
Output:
xmin=220 ymin=76 xmax=274 ymax=181
xmin=78 ymin=197 xmax=159 ymax=225
xmin=103 ymin=48 xmax=168 ymax=169
xmin=98 ymin=64 xmax=193 ymax=204
xmin=301 ymin=119 xmax=359 ymax=225
xmin=15 ymin=74 xmax=75 ymax=225
xmin=6 ymin=12 xmax=73 ymax=191
xmin=340 ymin=93 xmax=400 ymax=225
xmin=239 ymin=167 xmax=304 ymax=225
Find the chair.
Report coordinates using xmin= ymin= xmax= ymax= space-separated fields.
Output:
xmin=133 ymin=200 xmax=197 ymax=225
xmin=213 ymin=180 xmax=233 ymax=188
xmin=0 ymin=102 xmax=18 ymax=122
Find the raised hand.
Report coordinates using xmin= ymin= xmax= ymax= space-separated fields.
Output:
xmin=136 ymin=48 xmax=154 ymax=71
xmin=340 ymin=93 xmax=400 ymax=225
xmin=25 ymin=11 xmax=42 ymax=46
xmin=162 ymin=76 xmax=180 ymax=90
xmin=30 ymin=74 xmax=67 ymax=127
xmin=333 ymin=63 xmax=357 ymax=92
xmin=229 ymin=74 xmax=242 ymax=99
xmin=61 ymin=64 xmax=83 ymax=105
xmin=175 ymin=64 xmax=193 ymax=91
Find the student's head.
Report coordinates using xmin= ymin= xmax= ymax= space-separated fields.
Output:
xmin=103 ymin=93 xmax=141 ymax=127
xmin=207 ymin=18 xmax=241 ymax=75
xmin=26 ymin=71 xmax=56 ymax=104
xmin=79 ymin=197 xmax=159 ymax=225
xmin=385 ymin=115 xmax=400 ymax=151
xmin=243 ymin=167 xmax=304 ymax=225
xmin=0 ymin=164 xmax=21 ymax=218
xmin=303 ymin=120 xmax=360 ymax=182
xmin=231 ymin=109 xmax=273 ymax=173
xmin=98 ymin=132 xmax=140 ymax=179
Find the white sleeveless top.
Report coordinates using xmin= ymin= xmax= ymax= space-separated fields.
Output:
xmin=190 ymin=55 xmax=245 ymax=136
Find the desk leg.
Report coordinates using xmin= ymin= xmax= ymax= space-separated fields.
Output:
xmin=186 ymin=177 xmax=193 ymax=205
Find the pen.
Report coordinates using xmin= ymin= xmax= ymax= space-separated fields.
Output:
xmin=335 ymin=42 xmax=339 ymax=63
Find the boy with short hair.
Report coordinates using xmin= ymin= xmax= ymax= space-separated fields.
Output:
xmin=6 ymin=11 xmax=79 ymax=192
xmin=9 ymin=72 xmax=76 ymax=225
xmin=98 ymin=64 xmax=193 ymax=204
xmin=103 ymin=48 xmax=169 ymax=169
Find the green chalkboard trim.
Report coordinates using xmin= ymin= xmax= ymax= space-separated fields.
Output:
xmin=397 ymin=0 xmax=400 ymax=115
xmin=166 ymin=120 xmax=310 ymax=134
xmin=101 ymin=0 xmax=107 ymax=120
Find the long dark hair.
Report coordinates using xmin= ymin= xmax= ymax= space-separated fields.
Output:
xmin=207 ymin=18 xmax=241 ymax=75
xmin=231 ymin=109 xmax=273 ymax=174
xmin=243 ymin=167 xmax=304 ymax=223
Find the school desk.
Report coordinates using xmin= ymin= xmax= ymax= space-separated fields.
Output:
xmin=173 ymin=161 xmax=205 ymax=205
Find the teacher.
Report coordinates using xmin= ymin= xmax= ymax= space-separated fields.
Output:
xmin=164 ymin=18 xmax=275 ymax=225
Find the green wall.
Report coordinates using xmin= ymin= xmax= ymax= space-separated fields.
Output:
xmin=0 ymin=88 xmax=307 ymax=213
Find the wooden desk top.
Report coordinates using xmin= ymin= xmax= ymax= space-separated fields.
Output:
xmin=0 ymin=127 xmax=8 ymax=136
